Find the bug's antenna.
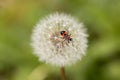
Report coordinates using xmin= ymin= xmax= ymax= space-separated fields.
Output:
xmin=64 ymin=28 xmax=69 ymax=35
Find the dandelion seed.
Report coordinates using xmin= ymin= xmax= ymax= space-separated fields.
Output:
xmin=31 ymin=13 xmax=88 ymax=67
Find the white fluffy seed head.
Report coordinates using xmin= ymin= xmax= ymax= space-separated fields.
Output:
xmin=31 ymin=13 xmax=88 ymax=67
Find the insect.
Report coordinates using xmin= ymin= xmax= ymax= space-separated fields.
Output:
xmin=60 ymin=31 xmax=73 ymax=43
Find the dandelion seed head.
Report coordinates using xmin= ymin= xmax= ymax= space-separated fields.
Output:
xmin=31 ymin=13 xmax=88 ymax=67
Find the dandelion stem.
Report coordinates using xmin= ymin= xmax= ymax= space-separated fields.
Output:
xmin=61 ymin=66 xmax=66 ymax=80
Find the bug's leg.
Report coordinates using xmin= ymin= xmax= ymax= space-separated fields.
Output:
xmin=70 ymin=38 xmax=74 ymax=46
xmin=68 ymin=40 xmax=70 ymax=43
xmin=62 ymin=39 xmax=66 ymax=42
xmin=60 ymin=42 xmax=63 ymax=47
xmin=72 ymin=40 xmax=74 ymax=46
xmin=61 ymin=39 xmax=66 ymax=47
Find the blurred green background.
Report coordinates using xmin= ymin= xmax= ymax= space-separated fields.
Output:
xmin=0 ymin=0 xmax=120 ymax=80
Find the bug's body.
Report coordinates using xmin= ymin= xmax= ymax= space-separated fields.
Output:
xmin=60 ymin=31 xmax=72 ymax=43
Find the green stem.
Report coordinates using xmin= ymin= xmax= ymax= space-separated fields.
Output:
xmin=61 ymin=66 xmax=66 ymax=80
